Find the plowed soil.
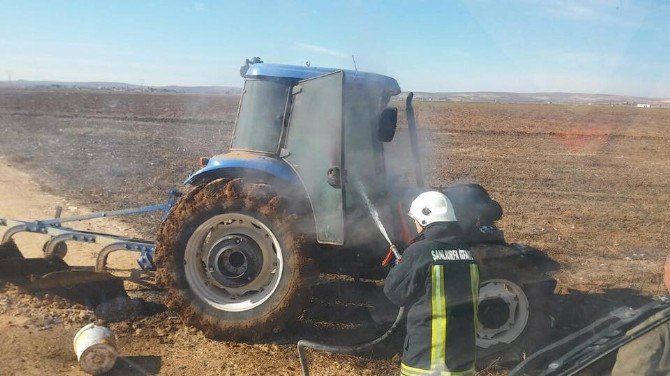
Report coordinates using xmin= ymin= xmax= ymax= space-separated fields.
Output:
xmin=0 ymin=88 xmax=668 ymax=375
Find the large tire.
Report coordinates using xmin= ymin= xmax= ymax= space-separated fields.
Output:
xmin=474 ymin=244 xmax=558 ymax=365
xmin=155 ymin=178 xmax=316 ymax=340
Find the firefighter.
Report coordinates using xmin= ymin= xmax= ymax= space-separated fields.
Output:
xmin=384 ymin=191 xmax=479 ymax=376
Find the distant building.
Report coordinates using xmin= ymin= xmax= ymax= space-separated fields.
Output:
xmin=636 ymin=103 xmax=651 ymax=108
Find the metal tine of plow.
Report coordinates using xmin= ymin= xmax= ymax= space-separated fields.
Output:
xmin=36 ymin=202 xmax=172 ymax=226
xmin=34 ymin=190 xmax=181 ymax=226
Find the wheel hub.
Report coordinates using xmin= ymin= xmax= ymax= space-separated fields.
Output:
xmin=205 ymin=235 xmax=263 ymax=288
xmin=478 ymin=297 xmax=511 ymax=329
xmin=184 ymin=213 xmax=283 ymax=312
xmin=476 ymin=279 xmax=530 ymax=348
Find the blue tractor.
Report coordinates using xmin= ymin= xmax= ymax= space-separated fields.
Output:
xmin=154 ymin=62 xmax=559 ymax=360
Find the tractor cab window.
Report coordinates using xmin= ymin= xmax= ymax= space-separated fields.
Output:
xmin=231 ymin=79 xmax=290 ymax=153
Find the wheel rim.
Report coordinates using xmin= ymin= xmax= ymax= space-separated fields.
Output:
xmin=476 ymin=278 xmax=530 ymax=348
xmin=184 ymin=213 xmax=283 ymax=312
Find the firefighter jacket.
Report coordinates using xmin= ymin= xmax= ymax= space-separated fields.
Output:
xmin=384 ymin=223 xmax=479 ymax=376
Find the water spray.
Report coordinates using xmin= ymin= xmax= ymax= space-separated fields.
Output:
xmin=357 ymin=180 xmax=403 ymax=265
xmin=356 ymin=180 xmax=393 ymax=246
xmin=297 ymin=180 xmax=404 ymax=376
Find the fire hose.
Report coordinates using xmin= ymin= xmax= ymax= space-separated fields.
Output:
xmin=297 ymin=306 xmax=405 ymax=376
xmin=297 ymin=245 xmax=404 ymax=376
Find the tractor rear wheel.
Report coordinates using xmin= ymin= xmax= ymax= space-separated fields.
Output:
xmin=155 ymin=178 xmax=316 ymax=340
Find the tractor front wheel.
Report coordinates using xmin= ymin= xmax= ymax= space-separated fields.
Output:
xmin=474 ymin=244 xmax=558 ymax=364
xmin=155 ymin=178 xmax=316 ymax=340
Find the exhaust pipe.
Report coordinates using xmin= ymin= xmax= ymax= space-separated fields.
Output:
xmin=406 ymin=92 xmax=425 ymax=188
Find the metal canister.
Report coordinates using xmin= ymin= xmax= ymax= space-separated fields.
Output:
xmin=73 ymin=323 xmax=118 ymax=375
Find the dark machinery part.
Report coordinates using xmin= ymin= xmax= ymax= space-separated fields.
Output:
xmin=29 ymin=270 xmax=129 ymax=306
xmin=0 ymin=256 xmax=128 ymax=307
xmin=0 ymin=257 xmax=69 ymax=280
xmin=406 ymin=92 xmax=425 ymax=188
xmin=297 ymin=306 xmax=405 ymax=376
xmin=0 ymin=239 xmax=23 ymax=260
xmin=510 ymin=298 xmax=670 ymax=376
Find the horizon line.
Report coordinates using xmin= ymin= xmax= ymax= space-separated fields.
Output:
xmin=2 ymin=79 xmax=669 ymax=101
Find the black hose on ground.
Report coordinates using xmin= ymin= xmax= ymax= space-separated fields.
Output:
xmin=297 ymin=306 xmax=405 ymax=376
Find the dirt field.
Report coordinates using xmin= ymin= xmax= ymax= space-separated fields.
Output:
xmin=0 ymin=88 xmax=668 ymax=375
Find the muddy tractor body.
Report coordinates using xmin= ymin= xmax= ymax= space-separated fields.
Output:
xmin=154 ymin=63 xmax=559 ymax=360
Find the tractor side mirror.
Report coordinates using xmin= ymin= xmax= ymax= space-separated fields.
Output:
xmin=378 ymin=107 xmax=398 ymax=142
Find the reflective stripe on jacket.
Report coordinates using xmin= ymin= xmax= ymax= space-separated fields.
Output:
xmin=384 ymin=223 xmax=479 ymax=375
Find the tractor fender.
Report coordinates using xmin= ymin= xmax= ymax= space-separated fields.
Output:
xmin=183 ymin=152 xmax=317 ymax=237
xmin=184 ymin=152 xmax=300 ymax=187
xmin=473 ymin=242 xmax=560 ymax=280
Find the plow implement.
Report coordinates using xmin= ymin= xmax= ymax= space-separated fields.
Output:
xmin=0 ymin=190 xmax=180 ymax=310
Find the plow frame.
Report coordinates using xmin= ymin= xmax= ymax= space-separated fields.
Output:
xmin=0 ymin=189 xmax=181 ymax=271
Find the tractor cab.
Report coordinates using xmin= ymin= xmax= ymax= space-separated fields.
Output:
xmin=189 ymin=63 xmax=411 ymax=258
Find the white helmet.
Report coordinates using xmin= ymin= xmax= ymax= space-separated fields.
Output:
xmin=408 ymin=191 xmax=457 ymax=227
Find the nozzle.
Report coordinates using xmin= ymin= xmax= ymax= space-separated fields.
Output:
xmin=389 ymin=244 xmax=402 ymax=261
xmin=381 ymin=244 xmax=402 ymax=267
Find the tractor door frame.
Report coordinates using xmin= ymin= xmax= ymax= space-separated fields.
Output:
xmin=283 ymin=71 xmax=346 ymax=245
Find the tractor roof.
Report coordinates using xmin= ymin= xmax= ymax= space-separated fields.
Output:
xmin=245 ymin=63 xmax=401 ymax=95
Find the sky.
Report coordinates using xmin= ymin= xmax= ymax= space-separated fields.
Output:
xmin=0 ymin=0 xmax=668 ymax=97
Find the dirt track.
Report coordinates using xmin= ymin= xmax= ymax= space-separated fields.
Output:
xmin=0 ymin=88 xmax=669 ymax=375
